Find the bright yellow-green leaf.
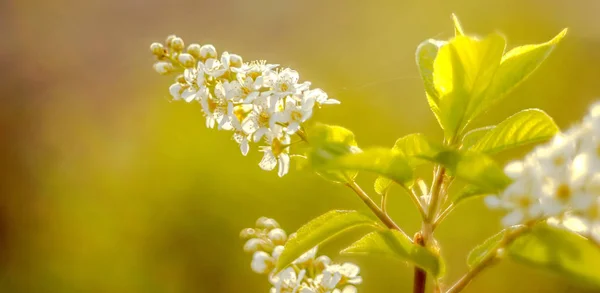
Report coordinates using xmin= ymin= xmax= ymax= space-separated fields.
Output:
xmin=452 ymin=13 xmax=465 ymax=36
xmin=508 ymin=224 xmax=600 ymax=289
xmin=373 ymin=134 xmax=440 ymax=194
xmin=341 ymin=230 xmax=443 ymax=277
xmin=467 ymin=229 xmax=509 ymax=268
xmin=275 ymin=210 xmax=381 ymax=272
xmin=475 ymin=29 xmax=568 ymax=117
xmin=416 ymin=39 xmax=446 ymax=126
xmin=374 ymin=176 xmax=392 ymax=195
xmin=425 ymin=150 xmax=511 ymax=193
xmin=433 ymin=33 xmax=506 ymax=139
xmin=469 ymin=109 xmax=559 ymax=154
xmin=462 ymin=126 xmax=495 ymax=149
xmin=323 ymin=148 xmax=414 ymax=186
xmin=452 ymin=184 xmax=488 ymax=204
xmin=392 ymin=133 xmax=440 ymax=166
xmin=307 ymin=124 xmax=360 ymax=183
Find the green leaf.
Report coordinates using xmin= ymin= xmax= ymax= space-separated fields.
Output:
xmin=276 ymin=210 xmax=381 ymax=272
xmin=416 ymin=39 xmax=446 ymax=126
xmin=469 ymin=109 xmax=559 ymax=154
xmin=452 ymin=13 xmax=465 ymax=36
xmin=467 ymin=229 xmax=507 ymax=268
xmin=462 ymin=126 xmax=495 ymax=149
xmin=374 ymin=176 xmax=393 ymax=195
xmin=433 ymin=33 xmax=506 ymax=139
xmin=307 ymin=124 xmax=360 ymax=183
xmin=475 ymin=29 xmax=568 ymax=117
xmin=323 ymin=148 xmax=414 ymax=186
xmin=426 ymin=150 xmax=511 ymax=193
xmin=341 ymin=230 xmax=443 ymax=277
xmin=452 ymin=184 xmax=488 ymax=204
xmin=507 ymin=224 xmax=600 ymax=289
xmin=373 ymin=134 xmax=440 ymax=194
xmin=393 ymin=133 xmax=440 ymax=166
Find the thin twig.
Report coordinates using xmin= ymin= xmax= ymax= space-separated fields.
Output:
xmin=399 ymin=183 xmax=427 ymax=221
xmin=381 ymin=188 xmax=389 ymax=214
xmin=413 ymin=232 xmax=427 ymax=293
xmin=345 ymin=181 xmax=411 ymax=241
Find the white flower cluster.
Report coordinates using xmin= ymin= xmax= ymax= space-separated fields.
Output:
xmin=150 ymin=35 xmax=339 ymax=177
xmin=241 ymin=217 xmax=361 ymax=293
xmin=485 ymin=103 xmax=600 ymax=242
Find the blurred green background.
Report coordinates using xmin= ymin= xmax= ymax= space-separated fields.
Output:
xmin=1 ymin=0 xmax=600 ymax=292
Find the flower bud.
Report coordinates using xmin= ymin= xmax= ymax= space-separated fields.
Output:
xmin=271 ymin=245 xmax=285 ymax=261
xmin=150 ymin=42 xmax=165 ymax=56
xmin=187 ymin=44 xmax=202 ymax=59
xmin=239 ymin=228 xmax=257 ymax=240
xmin=267 ymin=228 xmax=287 ymax=245
xmin=256 ymin=217 xmax=280 ymax=229
xmin=170 ymin=37 xmax=185 ymax=52
xmin=314 ymin=255 xmax=331 ymax=271
xmin=263 ymin=219 xmax=280 ymax=230
xmin=165 ymin=35 xmax=177 ymax=47
xmin=251 ymin=251 xmax=274 ymax=274
xmin=178 ymin=53 xmax=196 ymax=68
xmin=153 ymin=61 xmax=173 ymax=75
xmin=243 ymin=238 xmax=264 ymax=253
xmin=200 ymin=44 xmax=217 ymax=59
xmin=229 ymin=54 xmax=243 ymax=68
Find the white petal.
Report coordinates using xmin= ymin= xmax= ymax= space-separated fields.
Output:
xmin=321 ymin=98 xmax=340 ymax=105
xmin=484 ymin=195 xmax=502 ymax=208
xmin=502 ymin=210 xmax=524 ymax=227
xmin=259 ymin=151 xmax=277 ymax=171
xmin=240 ymin=139 xmax=250 ymax=156
xmin=254 ymin=128 xmax=269 ymax=143
xmin=278 ymin=154 xmax=290 ymax=177
xmin=286 ymin=122 xmax=300 ymax=134
xmin=169 ymin=83 xmax=182 ymax=100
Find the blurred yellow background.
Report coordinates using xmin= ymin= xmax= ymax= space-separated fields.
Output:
xmin=1 ymin=0 xmax=600 ymax=292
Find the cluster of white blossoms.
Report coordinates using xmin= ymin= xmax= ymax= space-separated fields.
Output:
xmin=241 ymin=217 xmax=361 ymax=293
xmin=150 ymin=35 xmax=339 ymax=177
xmin=485 ymin=103 xmax=600 ymax=242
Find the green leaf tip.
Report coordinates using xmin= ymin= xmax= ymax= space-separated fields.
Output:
xmin=340 ymin=230 xmax=443 ymax=277
xmin=274 ymin=210 xmax=380 ymax=273
xmin=451 ymin=13 xmax=465 ymax=36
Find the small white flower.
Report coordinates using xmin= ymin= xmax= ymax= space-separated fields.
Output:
xmin=325 ymin=263 xmax=362 ymax=285
xmin=168 ymin=83 xmax=183 ymax=100
xmin=316 ymin=271 xmax=342 ymax=290
xmin=273 ymin=96 xmax=315 ymax=134
xmin=199 ymin=58 xmax=227 ymax=78
xmin=534 ymin=134 xmax=577 ymax=179
xmin=270 ymin=267 xmax=306 ymax=293
xmin=251 ymin=251 xmax=274 ymax=274
xmin=272 ymin=68 xmax=309 ymax=98
xmin=259 ymin=132 xmax=291 ymax=177
xmin=307 ymin=88 xmax=340 ymax=106
xmin=242 ymin=93 xmax=279 ymax=142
